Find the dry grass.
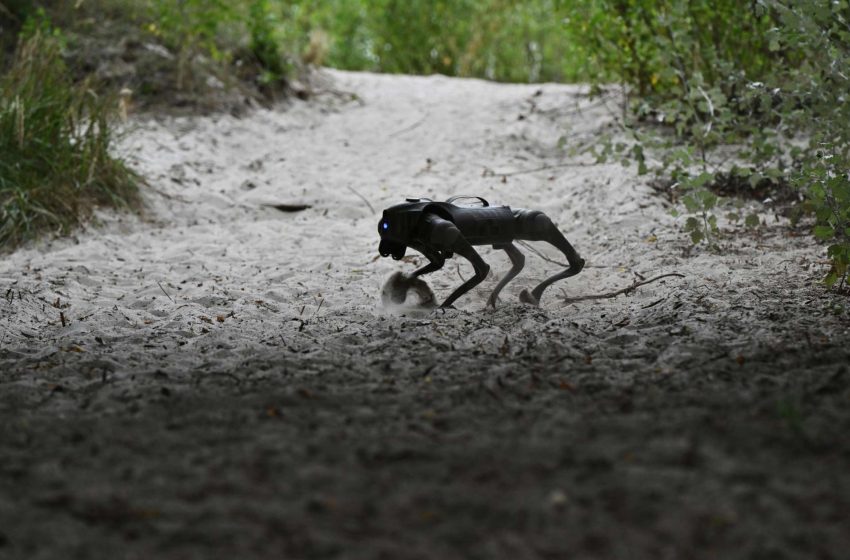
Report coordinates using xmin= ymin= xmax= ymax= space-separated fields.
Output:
xmin=0 ymin=29 xmax=139 ymax=251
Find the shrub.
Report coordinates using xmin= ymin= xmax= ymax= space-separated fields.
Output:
xmin=247 ymin=0 xmax=287 ymax=84
xmin=772 ymin=0 xmax=850 ymax=288
xmin=369 ymin=0 xmax=476 ymax=76
xmin=571 ymin=0 xmax=849 ymax=288
xmin=148 ymin=0 xmax=241 ymax=90
xmin=279 ymin=0 xmax=593 ymax=83
xmin=0 ymin=27 xmax=138 ymax=250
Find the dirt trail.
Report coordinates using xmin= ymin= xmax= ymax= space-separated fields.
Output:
xmin=1 ymin=70 xmax=848 ymax=560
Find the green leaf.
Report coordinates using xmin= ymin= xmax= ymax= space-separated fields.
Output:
xmin=765 ymin=167 xmax=783 ymax=180
xmin=830 ymin=179 xmax=850 ymax=203
xmin=814 ymin=225 xmax=835 ymax=240
xmin=816 ymin=207 xmax=832 ymax=222
xmin=698 ymin=190 xmax=718 ymax=210
xmin=827 ymin=244 xmax=848 ymax=259
xmin=825 ymin=271 xmax=838 ymax=287
xmin=691 ymin=172 xmax=714 ymax=188
xmin=682 ymin=195 xmax=700 ymax=214
xmin=690 ymin=230 xmax=704 ymax=245
xmin=745 ymin=214 xmax=760 ymax=228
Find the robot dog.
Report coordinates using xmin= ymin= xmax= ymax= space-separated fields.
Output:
xmin=378 ymin=196 xmax=585 ymax=308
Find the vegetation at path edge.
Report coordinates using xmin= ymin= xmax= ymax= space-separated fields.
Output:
xmin=585 ymin=0 xmax=850 ymax=288
xmin=0 ymin=0 xmax=848 ymax=288
xmin=0 ymin=24 xmax=138 ymax=250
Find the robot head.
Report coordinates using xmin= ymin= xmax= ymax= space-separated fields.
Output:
xmin=377 ymin=199 xmax=430 ymax=260
xmin=379 ymin=238 xmax=406 ymax=260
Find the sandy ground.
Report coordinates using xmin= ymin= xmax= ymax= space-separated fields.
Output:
xmin=1 ymin=70 xmax=849 ymax=560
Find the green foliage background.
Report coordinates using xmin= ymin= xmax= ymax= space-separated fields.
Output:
xmin=1 ymin=0 xmax=848 ymax=287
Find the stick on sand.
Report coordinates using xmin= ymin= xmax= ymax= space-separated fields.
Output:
xmin=560 ymin=273 xmax=685 ymax=305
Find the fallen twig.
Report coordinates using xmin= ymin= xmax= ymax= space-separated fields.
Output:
xmin=456 ymin=262 xmax=467 ymax=282
xmin=147 ymin=184 xmax=190 ymax=203
xmin=516 ymin=241 xmax=611 ymax=268
xmin=487 ymin=161 xmax=597 ymax=178
xmin=641 ymin=297 xmax=666 ymax=309
xmin=560 ymin=273 xmax=685 ymax=305
xmin=310 ymin=298 xmax=325 ymax=320
xmin=549 ymin=92 xmax=620 ymax=119
xmin=390 ymin=112 xmax=429 ymax=138
xmin=347 ymin=185 xmax=375 ymax=215
xmin=517 ymin=241 xmax=568 ymax=267
xmin=157 ymin=281 xmax=175 ymax=304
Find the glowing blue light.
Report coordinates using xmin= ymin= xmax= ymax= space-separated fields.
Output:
xmin=382 ymin=222 xmax=388 ymax=230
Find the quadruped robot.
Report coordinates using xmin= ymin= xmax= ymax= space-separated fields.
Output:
xmin=378 ymin=196 xmax=585 ymax=308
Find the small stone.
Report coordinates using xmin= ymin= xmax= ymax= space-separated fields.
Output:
xmin=548 ymin=489 xmax=568 ymax=508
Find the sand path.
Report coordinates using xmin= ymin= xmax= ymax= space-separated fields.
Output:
xmin=1 ymin=70 xmax=848 ymax=559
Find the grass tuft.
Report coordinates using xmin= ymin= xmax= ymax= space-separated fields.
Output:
xmin=0 ymin=28 xmax=139 ymax=251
